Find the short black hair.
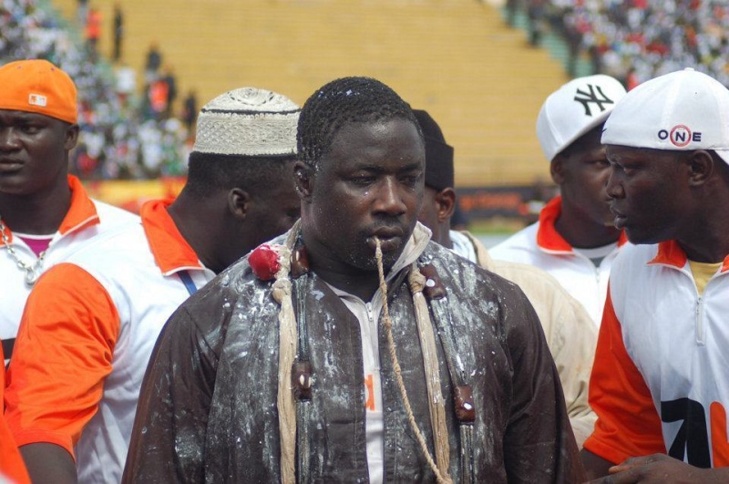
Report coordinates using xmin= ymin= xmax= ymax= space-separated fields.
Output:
xmin=185 ymin=151 xmax=295 ymax=197
xmin=297 ymin=76 xmax=421 ymax=169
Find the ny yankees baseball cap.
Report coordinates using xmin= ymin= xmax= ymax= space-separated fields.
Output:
xmin=537 ymin=74 xmax=627 ymax=161
xmin=602 ymin=68 xmax=729 ymax=165
xmin=0 ymin=59 xmax=78 ymax=124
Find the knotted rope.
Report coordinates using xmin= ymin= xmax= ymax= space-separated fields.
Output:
xmin=375 ymin=239 xmax=452 ymax=484
xmin=272 ymin=221 xmax=301 ymax=484
xmin=408 ymin=265 xmax=452 ymax=480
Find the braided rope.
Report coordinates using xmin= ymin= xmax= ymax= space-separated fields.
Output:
xmin=374 ymin=240 xmax=452 ymax=484
xmin=408 ymin=266 xmax=452 ymax=480
xmin=272 ymin=221 xmax=301 ymax=484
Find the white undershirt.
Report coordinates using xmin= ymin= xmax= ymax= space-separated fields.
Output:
xmin=449 ymin=230 xmax=477 ymax=263
xmin=573 ymin=242 xmax=617 ymax=267
xmin=336 ymin=293 xmax=385 ymax=484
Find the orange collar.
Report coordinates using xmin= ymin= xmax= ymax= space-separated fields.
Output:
xmin=536 ymin=196 xmax=628 ymax=252
xmin=2 ymin=176 xmax=99 ymax=243
xmin=140 ymin=198 xmax=203 ymax=274
xmin=59 ymin=176 xmax=100 ymax=234
xmin=650 ymin=240 xmax=729 ymax=272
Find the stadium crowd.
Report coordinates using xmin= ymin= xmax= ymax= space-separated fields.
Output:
xmin=0 ymin=0 xmax=189 ymax=180
xmin=8 ymin=0 xmax=729 ymax=180
xmin=536 ymin=0 xmax=729 ymax=87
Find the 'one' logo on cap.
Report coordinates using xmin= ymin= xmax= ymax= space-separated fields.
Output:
xmin=28 ymin=93 xmax=48 ymax=107
xmin=658 ymin=125 xmax=701 ymax=147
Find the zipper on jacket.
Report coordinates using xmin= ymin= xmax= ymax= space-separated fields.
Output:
xmin=695 ymin=296 xmax=705 ymax=345
xmin=366 ymin=302 xmax=374 ymax=326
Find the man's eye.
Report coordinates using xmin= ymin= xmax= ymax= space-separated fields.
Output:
xmin=400 ymin=174 xmax=421 ymax=186
xmin=351 ymin=176 xmax=375 ymax=186
xmin=21 ymin=125 xmax=40 ymax=134
xmin=611 ymin=163 xmax=634 ymax=176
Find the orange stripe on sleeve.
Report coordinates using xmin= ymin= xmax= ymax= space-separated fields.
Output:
xmin=4 ymin=263 xmax=121 ymax=459
xmin=1 ymin=345 xmax=31 ymax=484
xmin=710 ymin=402 xmax=729 ymax=467
xmin=583 ymin=288 xmax=666 ymax=464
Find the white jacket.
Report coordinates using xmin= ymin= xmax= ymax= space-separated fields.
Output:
xmin=0 ymin=176 xmax=137 ymax=360
xmin=5 ymin=199 xmax=214 ymax=483
xmin=585 ymin=241 xmax=729 ymax=467
xmin=489 ymin=196 xmax=628 ymax=325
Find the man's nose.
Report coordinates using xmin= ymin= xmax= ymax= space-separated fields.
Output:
xmin=605 ymin=168 xmax=624 ymax=199
xmin=374 ymin=178 xmax=407 ymax=215
xmin=0 ymin=128 xmax=20 ymax=151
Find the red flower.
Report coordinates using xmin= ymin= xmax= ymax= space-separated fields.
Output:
xmin=249 ymin=243 xmax=282 ymax=280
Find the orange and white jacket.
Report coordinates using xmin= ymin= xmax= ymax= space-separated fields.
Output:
xmin=0 ymin=176 xmax=137 ymax=360
xmin=4 ymin=199 xmax=215 ymax=483
xmin=585 ymin=241 xmax=729 ymax=468
xmin=489 ymin=196 xmax=629 ymax=326
xmin=1 ymin=345 xmax=30 ymax=484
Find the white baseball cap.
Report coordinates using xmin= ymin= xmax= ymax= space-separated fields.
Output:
xmin=537 ymin=74 xmax=627 ymax=161
xmin=601 ymin=68 xmax=729 ymax=165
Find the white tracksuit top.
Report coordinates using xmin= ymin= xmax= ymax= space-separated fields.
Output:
xmin=585 ymin=240 xmax=729 ymax=468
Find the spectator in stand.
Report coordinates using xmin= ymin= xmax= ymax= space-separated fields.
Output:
xmin=0 ymin=59 xmax=137 ymax=364
xmin=527 ymin=0 xmax=548 ymax=46
xmin=76 ymin=0 xmax=88 ymax=25
xmin=113 ymin=61 xmax=136 ymax=106
xmin=112 ymin=2 xmax=124 ymax=62
xmin=161 ymin=64 xmax=178 ymax=118
xmin=144 ymin=41 xmax=162 ymax=82
xmin=491 ymin=74 xmax=628 ymax=325
xmin=582 ymin=68 xmax=729 ymax=482
xmin=414 ymin=108 xmax=598 ymax=447
xmin=5 ymin=87 xmax=303 ymax=483
xmin=182 ymin=89 xmax=198 ymax=133
xmin=146 ymin=76 xmax=170 ymax=120
xmin=84 ymin=6 xmax=101 ymax=59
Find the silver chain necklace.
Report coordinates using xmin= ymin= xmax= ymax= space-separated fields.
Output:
xmin=0 ymin=215 xmax=48 ymax=286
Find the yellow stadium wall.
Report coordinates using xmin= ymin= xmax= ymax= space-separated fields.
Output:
xmin=83 ymin=178 xmax=186 ymax=213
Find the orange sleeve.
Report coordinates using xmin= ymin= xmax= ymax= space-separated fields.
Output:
xmin=583 ymin=288 xmax=666 ymax=464
xmin=4 ymin=263 xmax=120 ymax=459
xmin=1 ymin=346 xmax=31 ymax=484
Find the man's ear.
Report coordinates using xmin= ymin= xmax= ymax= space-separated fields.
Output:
xmin=550 ymin=156 xmax=565 ymax=185
xmin=228 ymin=188 xmax=251 ymax=220
xmin=294 ymin=161 xmax=313 ymax=200
xmin=435 ymin=187 xmax=456 ymax=223
xmin=686 ymin=150 xmax=714 ymax=187
xmin=64 ymin=124 xmax=80 ymax=151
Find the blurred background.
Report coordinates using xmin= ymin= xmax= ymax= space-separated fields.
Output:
xmin=5 ymin=0 xmax=729 ymax=239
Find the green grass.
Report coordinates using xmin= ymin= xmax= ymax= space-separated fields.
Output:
xmin=465 ymin=217 xmax=526 ymax=236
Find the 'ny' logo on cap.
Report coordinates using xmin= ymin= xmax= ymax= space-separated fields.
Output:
xmin=574 ymin=84 xmax=614 ymax=116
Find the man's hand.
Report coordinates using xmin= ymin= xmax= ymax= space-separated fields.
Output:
xmin=587 ymin=453 xmax=729 ymax=483
xmin=20 ymin=442 xmax=76 ymax=484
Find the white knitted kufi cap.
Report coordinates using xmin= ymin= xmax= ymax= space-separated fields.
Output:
xmin=193 ymin=87 xmax=300 ymax=156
